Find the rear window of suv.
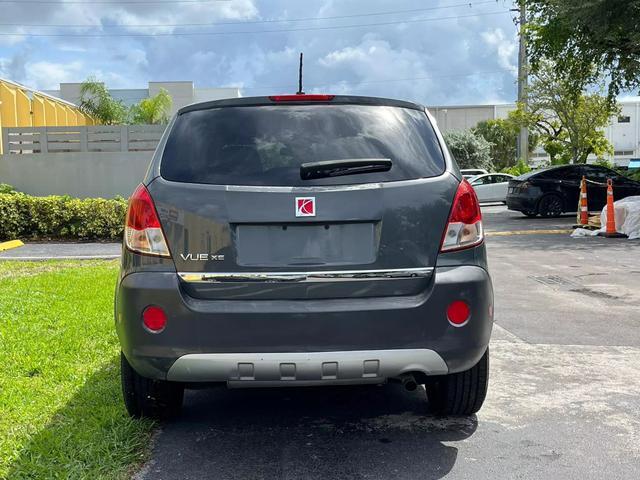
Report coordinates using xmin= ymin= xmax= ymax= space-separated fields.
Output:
xmin=160 ymin=104 xmax=445 ymax=186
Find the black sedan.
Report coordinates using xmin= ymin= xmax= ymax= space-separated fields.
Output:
xmin=506 ymin=164 xmax=640 ymax=217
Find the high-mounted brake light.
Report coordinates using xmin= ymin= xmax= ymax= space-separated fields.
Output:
xmin=269 ymin=94 xmax=335 ymax=102
xmin=125 ymin=184 xmax=171 ymax=257
xmin=440 ymin=179 xmax=483 ymax=252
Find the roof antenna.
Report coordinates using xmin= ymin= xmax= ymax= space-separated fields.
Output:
xmin=297 ymin=52 xmax=304 ymax=95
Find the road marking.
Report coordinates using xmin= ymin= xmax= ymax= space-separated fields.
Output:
xmin=486 ymin=229 xmax=572 ymax=236
xmin=0 ymin=240 xmax=24 ymax=252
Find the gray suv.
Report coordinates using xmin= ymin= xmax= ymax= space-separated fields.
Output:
xmin=116 ymin=94 xmax=493 ymax=419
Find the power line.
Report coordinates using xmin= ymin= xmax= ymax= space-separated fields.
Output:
xmin=0 ymin=10 xmax=512 ymax=37
xmin=242 ymin=69 xmax=516 ymax=91
xmin=0 ymin=0 xmax=229 ymax=4
xmin=0 ymin=1 xmax=495 ymax=28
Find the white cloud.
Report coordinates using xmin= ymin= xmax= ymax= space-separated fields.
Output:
xmin=0 ymin=0 xmax=523 ymax=104
xmin=317 ymin=35 xmax=436 ymax=101
xmin=481 ymin=28 xmax=517 ymax=74
xmin=23 ymin=60 xmax=85 ymax=89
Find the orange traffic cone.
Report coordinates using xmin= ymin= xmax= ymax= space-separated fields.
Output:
xmin=575 ymin=176 xmax=589 ymax=226
xmin=598 ymin=179 xmax=626 ymax=238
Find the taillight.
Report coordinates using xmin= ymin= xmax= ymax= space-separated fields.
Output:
xmin=269 ymin=94 xmax=335 ymax=102
xmin=440 ymin=179 xmax=483 ymax=252
xmin=125 ymin=184 xmax=171 ymax=257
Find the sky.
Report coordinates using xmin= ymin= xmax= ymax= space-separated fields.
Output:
xmin=0 ymin=0 xmax=522 ymax=106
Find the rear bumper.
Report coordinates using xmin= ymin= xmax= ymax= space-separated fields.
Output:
xmin=166 ymin=349 xmax=448 ymax=386
xmin=506 ymin=192 xmax=538 ymax=212
xmin=115 ymin=265 xmax=493 ymax=382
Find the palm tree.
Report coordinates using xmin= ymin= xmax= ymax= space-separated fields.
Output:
xmin=130 ymin=89 xmax=172 ymax=125
xmin=79 ymin=77 xmax=127 ymax=125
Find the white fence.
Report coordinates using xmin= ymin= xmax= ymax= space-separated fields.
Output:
xmin=2 ymin=125 xmax=165 ymax=154
xmin=0 ymin=125 xmax=166 ymax=198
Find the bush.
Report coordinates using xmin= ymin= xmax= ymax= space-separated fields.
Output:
xmin=593 ymin=158 xmax=615 ymax=169
xmin=0 ymin=193 xmax=127 ymax=241
xmin=473 ymin=118 xmax=538 ymax=171
xmin=0 ymin=184 xmax=16 ymax=194
xmin=443 ymin=129 xmax=494 ymax=171
xmin=501 ymin=159 xmax=532 ymax=177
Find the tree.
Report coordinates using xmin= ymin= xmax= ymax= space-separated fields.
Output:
xmin=510 ymin=62 xmax=618 ymax=164
xmin=526 ymin=0 xmax=640 ymax=98
xmin=443 ymin=130 xmax=494 ymax=171
xmin=78 ymin=77 xmax=127 ymax=125
xmin=129 ymin=88 xmax=172 ymax=125
xmin=473 ymin=118 xmax=537 ymax=170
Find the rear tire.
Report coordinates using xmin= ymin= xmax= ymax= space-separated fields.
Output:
xmin=121 ymin=352 xmax=184 ymax=420
xmin=425 ymin=348 xmax=489 ymax=416
xmin=538 ymin=194 xmax=563 ymax=217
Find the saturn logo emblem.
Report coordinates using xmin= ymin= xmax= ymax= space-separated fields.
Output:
xmin=295 ymin=197 xmax=316 ymax=217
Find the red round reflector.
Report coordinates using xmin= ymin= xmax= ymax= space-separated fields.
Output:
xmin=447 ymin=301 xmax=470 ymax=326
xmin=142 ymin=306 xmax=167 ymax=332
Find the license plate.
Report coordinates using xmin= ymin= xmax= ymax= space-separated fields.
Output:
xmin=235 ymin=223 xmax=376 ymax=267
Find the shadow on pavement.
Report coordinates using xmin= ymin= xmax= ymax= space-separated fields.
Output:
xmin=141 ymin=383 xmax=477 ymax=480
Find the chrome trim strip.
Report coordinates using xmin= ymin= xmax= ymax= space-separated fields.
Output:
xmin=166 ymin=349 xmax=449 ymax=383
xmin=178 ymin=267 xmax=434 ymax=283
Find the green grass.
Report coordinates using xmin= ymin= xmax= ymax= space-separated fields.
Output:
xmin=0 ymin=260 xmax=154 ymax=479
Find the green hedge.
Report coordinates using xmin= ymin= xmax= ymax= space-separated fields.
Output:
xmin=0 ymin=192 xmax=127 ymax=241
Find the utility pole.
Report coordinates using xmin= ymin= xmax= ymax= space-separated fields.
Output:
xmin=516 ymin=0 xmax=529 ymax=164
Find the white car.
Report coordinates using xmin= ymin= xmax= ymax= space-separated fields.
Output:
xmin=469 ymin=173 xmax=515 ymax=203
xmin=460 ymin=168 xmax=489 ymax=179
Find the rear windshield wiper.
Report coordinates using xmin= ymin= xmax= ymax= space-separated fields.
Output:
xmin=300 ymin=158 xmax=392 ymax=180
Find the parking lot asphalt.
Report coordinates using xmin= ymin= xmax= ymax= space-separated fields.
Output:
xmin=0 ymin=241 xmax=121 ymax=260
xmin=134 ymin=207 xmax=640 ymax=480
xmin=482 ymin=203 xmax=576 ymax=233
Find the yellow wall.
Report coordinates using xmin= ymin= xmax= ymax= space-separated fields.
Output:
xmin=55 ymin=103 xmax=67 ymax=126
xmin=16 ymin=89 xmax=32 ymax=127
xmin=66 ymin=106 xmax=77 ymax=126
xmin=0 ymin=79 xmax=95 ymax=153
xmin=0 ymin=83 xmax=18 ymax=127
xmin=32 ymin=95 xmax=46 ymax=126
xmin=44 ymin=98 xmax=57 ymax=125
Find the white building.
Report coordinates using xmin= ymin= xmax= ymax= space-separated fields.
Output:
xmin=428 ymin=100 xmax=640 ymax=167
xmin=45 ymin=81 xmax=241 ymax=117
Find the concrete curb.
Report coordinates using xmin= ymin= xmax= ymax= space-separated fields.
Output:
xmin=0 ymin=240 xmax=24 ymax=252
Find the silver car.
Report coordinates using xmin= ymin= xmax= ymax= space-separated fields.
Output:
xmin=470 ymin=173 xmax=515 ymax=203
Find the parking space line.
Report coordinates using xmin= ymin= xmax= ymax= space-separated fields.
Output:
xmin=486 ymin=229 xmax=573 ymax=236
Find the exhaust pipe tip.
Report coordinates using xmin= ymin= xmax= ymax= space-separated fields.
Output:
xmin=399 ymin=373 xmax=418 ymax=392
